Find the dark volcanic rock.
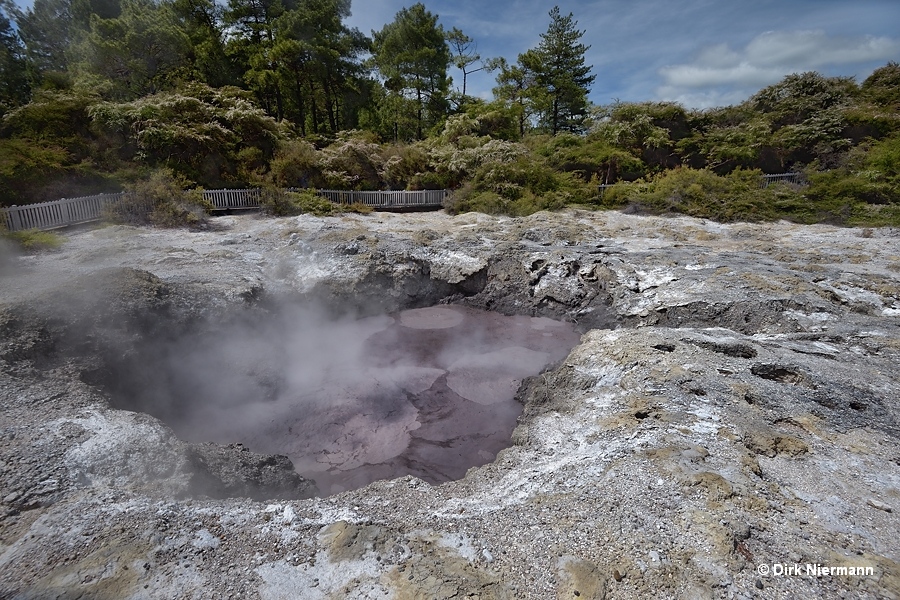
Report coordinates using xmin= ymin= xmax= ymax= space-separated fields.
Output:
xmin=186 ymin=443 xmax=318 ymax=500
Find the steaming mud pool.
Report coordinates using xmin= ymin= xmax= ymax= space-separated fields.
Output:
xmin=108 ymin=304 xmax=580 ymax=495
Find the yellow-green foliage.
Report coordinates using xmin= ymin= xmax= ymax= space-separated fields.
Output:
xmin=259 ymin=189 xmax=337 ymax=216
xmin=598 ymin=166 xmax=900 ymax=226
xmin=268 ymin=140 xmax=323 ymax=188
xmin=104 ymin=169 xmax=210 ymax=228
xmin=0 ymin=140 xmax=73 ymax=206
xmin=342 ymin=202 xmax=374 ymax=214
xmin=447 ymin=158 xmax=597 ymax=216
xmin=798 ymin=134 xmax=900 ymax=225
xmin=436 ymin=125 xmax=603 ymax=216
xmin=317 ymin=131 xmax=386 ymax=190
xmin=599 ymin=168 xmax=791 ymax=222
xmin=2 ymin=228 xmax=64 ymax=251
xmin=267 ymin=133 xmax=433 ymax=192
xmin=380 ymin=143 xmax=430 ymax=190
xmin=89 ymin=84 xmax=282 ymax=187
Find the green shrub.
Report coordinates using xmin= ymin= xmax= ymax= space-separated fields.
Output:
xmin=447 ymin=189 xmax=508 ymax=214
xmin=444 ymin=148 xmax=600 ymax=217
xmin=596 ymin=165 xmax=900 ymax=226
xmin=1 ymin=228 xmax=64 ymax=251
xmin=318 ymin=132 xmax=386 ymax=190
xmin=599 ymin=168 xmax=798 ymax=222
xmin=259 ymin=189 xmax=337 ymax=217
xmin=342 ymin=202 xmax=374 ymax=214
xmin=800 ymin=172 xmax=899 ymax=226
xmin=268 ymin=140 xmax=322 ymax=188
xmin=845 ymin=203 xmax=900 ymax=227
xmin=793 ymin=135 xmax=900 ymax=225
xmin=380 ymin=143 xmax=429 ymax=190
xmin=0 ymin=139 xmax=73 ymax=206
xmin=471 ymin=156 xmax=560 ymax=201
xmin=104 ymin=169 xmax=210 ymax=228
xmin=446 ymin=175 xmax=592 ymax=217
xmin=408 ymin=170 xmax=452 ymax=190
xmin=88 ymin=84 xmax=283 ymax=188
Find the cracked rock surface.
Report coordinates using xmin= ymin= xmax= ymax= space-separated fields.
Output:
xmin=1 ymin=209 xmax=899 ymax=599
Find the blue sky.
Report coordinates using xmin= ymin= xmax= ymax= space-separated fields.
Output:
xmin=347 ymin=0 xmax=900 ymax=108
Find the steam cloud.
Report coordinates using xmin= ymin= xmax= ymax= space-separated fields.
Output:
xmin=107 ymin=302 xmax=580 ymax=495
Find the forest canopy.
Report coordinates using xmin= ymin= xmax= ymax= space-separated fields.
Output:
xmin=1 ymin=0 xmax=898 ymax=225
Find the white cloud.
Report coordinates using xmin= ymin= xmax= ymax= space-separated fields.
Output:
xmin=655 ymin=29 xmax=900 ymax=107
xmin=661 ymin=63 xmax=787 ymax=88
xmin=660 ymin=30 xmax=900 ymax=89
xmin=745 ymin=30 xmax=900 ymax=68
xmin=654 ymin=86 xmax=761 ymax=110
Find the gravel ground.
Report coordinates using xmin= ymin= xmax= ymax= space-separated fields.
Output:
xmin=0 ymin=209 xmax=899 ymax=599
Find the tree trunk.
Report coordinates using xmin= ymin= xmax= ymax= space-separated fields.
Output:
xmin=308 ymin=79 xmax=319 ymax=133
xmin=323 ymin=76 xmax=338 ymax=133
xmin=416 ymin=86 xmax=423 ymax=140
xmin=552 ymin=95 xmax=559 ymax=135
xmin=293 ymin=70 xmax=306 ymax=137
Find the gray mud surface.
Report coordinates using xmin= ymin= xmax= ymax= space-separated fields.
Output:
xmin=99 ymin=303 xmax=579 ymax=496
xmin=1 ymin=209 xmax=899 ymax=599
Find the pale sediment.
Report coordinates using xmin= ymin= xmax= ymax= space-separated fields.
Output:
xmin=0 ymin=209 xmax=898 ymax=599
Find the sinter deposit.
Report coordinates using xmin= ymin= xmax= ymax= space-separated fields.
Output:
xmin=0 ymin=208 xmax=899 ymax=599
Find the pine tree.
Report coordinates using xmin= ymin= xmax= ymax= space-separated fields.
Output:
xmin=16 ymin=0 xmax=75 ymax=76
xmin=371 ymin=3 xmax=450 ymax=140
xmin=524 ymin=6 xmax=594 ymax=134
xmin=0 ymin=0 xmax=31 ymax=114
xmin=446 ymin=27 xmax=482 ymax=103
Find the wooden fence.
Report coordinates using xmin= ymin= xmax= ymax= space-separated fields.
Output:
xmin=760 ymin=172 xmax=804 ymax=187
xmin=1 ymin=193 xmax=126 ymax=232
xmin=315 ymin=189 xmax=447 ymax=207
xmin=1 ymin=188 xmax=448 ymax=232
xmin=204 ymin=188 xmax=262 ymax=209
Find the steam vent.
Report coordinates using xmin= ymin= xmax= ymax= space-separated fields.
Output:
xmin=1 ymin=209 xmax=899 ymax=599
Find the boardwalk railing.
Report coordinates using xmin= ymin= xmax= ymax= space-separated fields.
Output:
xmin=760 ymin=172 xmax=804 ymax=188
xmin=1 ymin=188 xmax=448 ymax=232
xmin=315 ymin=189 xmax=447 ymax=207
xmin=204 ymin=188 xmax=262 ymax=209
xmin=2 ymin=193 xmax=126 ymax=232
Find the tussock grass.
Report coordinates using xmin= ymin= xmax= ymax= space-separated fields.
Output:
xmin=103 ymin=169 xmax=211 ymax=228
xmin=2 ymin=228 xmax=64 ymax=251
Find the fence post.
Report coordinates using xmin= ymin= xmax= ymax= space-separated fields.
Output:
xmin=1 ymin=186 xmax=450 ymax=232
xmin=8 ymin=207 xmax=23 ymax=232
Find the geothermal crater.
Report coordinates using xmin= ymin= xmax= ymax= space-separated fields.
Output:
xmin=97 ymin=303 xmax=579 ymax=495
xmin=1 ymin=210 xmax=899 ymax=600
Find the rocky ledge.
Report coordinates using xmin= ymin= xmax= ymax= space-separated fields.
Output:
xmin=0 ymin=209 xmax=898 ymax=599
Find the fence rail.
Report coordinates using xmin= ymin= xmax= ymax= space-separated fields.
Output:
xmin=204 ymin=188 xmax=262 ymax=210
xmin=760 ymin=172 xmax=804 ymax=187
xmin=315 ymin=189 xmax=447 ymax=207
xmin=1 ymin=188 xmax=448 ymax=232
xmin=2 ymin=193 xmax=125 ymax=232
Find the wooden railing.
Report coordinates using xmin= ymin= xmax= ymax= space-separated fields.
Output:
xmin=205 ymin=188 xmax=262 ymax=209
xmin=315 ymin=189 xmax=447 ymax=207
xmin=1 ymin=188 xmax=447 ymax=232
xmin=760 ymin=172 xmax=804 ymax=187
xmin=2 ymin=193 xmax=126 ymax=232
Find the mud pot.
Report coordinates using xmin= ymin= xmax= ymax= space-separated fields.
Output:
xmin=99 ymin=303 xmax=580 ymax=495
